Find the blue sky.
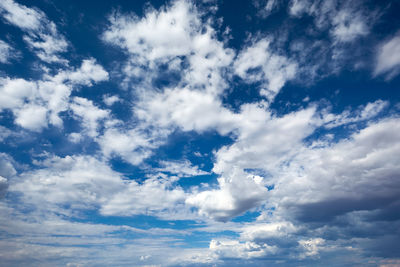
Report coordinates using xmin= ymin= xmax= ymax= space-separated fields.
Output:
xmin=0 ymin=0 xmax=400 ymax=266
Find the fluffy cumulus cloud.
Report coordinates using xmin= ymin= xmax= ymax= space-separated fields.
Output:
xmin=271 ymin=117 xmax=400 ymax=219
xmin=186 ymin=168 xmax=268 ymax=221
xmin=0 ymin=58 xmax=108 ymax=131
xmin=103 ymin=0 xmax=234 ymax=95
xmin=1 ymin=0 xmax=400 ymax=266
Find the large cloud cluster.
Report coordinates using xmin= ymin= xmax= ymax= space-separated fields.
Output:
xmin=0 ymin=0 xmax=399 ymax=266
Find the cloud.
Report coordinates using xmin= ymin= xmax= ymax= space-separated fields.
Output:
xmin=0 ymin=153 xmax=17 ymax=178
xmin=0 ymin=0 xmax=67 ymax=63
xmin=271 ymin=117 xmax=400 ymax=216
xmin=156 ymin=160 xmax=209 ymax=177
xmin=0 ymin=78 xmax=37 ymax=110
xmin=287 ymin=0 xmax=380 ymax=83
xmin=9 ymin=153 xmax=188 ymax=219
xmin=10 ymin=155 xmax=125 ymax=212
xmin=289 ymin=0 xmax=372 ymax=43
xmin=0 ymin=0 xmax=42 ymax=30
xmin=0 ymin=198 xmax=195 ymax=267
xmin=374 ymin=32 xmax=400 ymax=79
xmin=59 ymin=58 xmax=109 ymax=86
xmin=209 ymin=239 xmax=277 ymax=259
xmin=103 ymin=0 xmax=198 ymax=62
xmin=135 ymin=87 xmax=239 ymax=135
xmin=103 ymin=95 xmax=121 ymax=106
xmin=99 ymin=174 xmax=186 ymax=217
xmin=0 ymin=153 xmax=16 ymax=199
xmin=99 ymin=0 xmax=237 ymax=166
xmin=240 ymin=222 xmax=298 ymax=241
xmin=0 ymin=39 xmax=17 ymax=63
xmin=97 ymin=127 xmax=163 ymax=165
xmin=70 ymin=97 xmax=110 ymax=137
xmin=234 ymin=39 xmax=297 ymax=101
xmin=0 ymin=58 xmax=108 ymax=131
xmin=0 ymin=126 xmax=13 ymax=142
xmin=14 ymin=104 xmax=48 ymax=131
xmin=320 ymin=100 xmax=388 ymax=129
xmin=254 ymin=0 xmax=281 ymax=18
xmin=1 ymin=0 xmax=399 ymax=265
xmin=298 ymin=238 xmax=325 ymax=258
xmin=213 ymin=105 xmax=317 ymax=175
xmin=186 ymin=168 xmax=268 ymax=221
xmin=103 ymin=0 xmax=233 ymax=95
xmin=288 ymin=0 xmax=310 ymax=17
xmin=0 ymin=176 xmax=8 ymax=199
xmin=330 ymin=8 xmax=368 ymax=43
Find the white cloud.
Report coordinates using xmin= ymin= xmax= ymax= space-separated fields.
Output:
xmin=0 ymin=78 xmax=36 ymax=110
xmin=103 ymin=0 xmax=199 ymax=63
xmin=213 ymin=105 xmax=317 ymax=175
xmin=320 ymin=100 xmax=388 ymax=129
xmin=0 ymin=0 xmax=42 ymax=30
xmin=156 ymin=160 xmax=209 ymax=177
xmin=103 ymin=95 xmax=121 ymax=106
xmin=70 ymin=97 xmax=110 ymax=137
xmin=0 ymin=126 xmax=13 ymax=142
xmin=1 ymin=1 xmax=398 ymax=264
xmin=186 ymin=168 xmax=268 ymax=221
xmin=234 ymin=39 xmax=297 ymax=101
xmin=254 ymin=0 xmax=281 ymax=18
xmin=60 ymin=58 xmax=109 ymax=86
xmin=331 ymin=9 xmax=368 ymax=43
xmin=0 ymin=59 xmax=108 ymax=131
xmin=9 ymin=154 xmax=188 ymax=219
xmin=288 ymin=0 xmax=310 ymax=17
xmin=209 ymin=239 xmax=277 ymax=259
xmin=289 ymin=0 xmax=372 ymax=43
xmin=240 ymin=222 xmax=298 ymax=241
xmin=97 ymin=127 xmax=161 ymax=165
xmin=268 ymin=117 xmax=400 ymax=222
xmin=135 ymin=87 xmax=239 ymax=135
xmin=0 ymin=39 xmax=16 ymax=63
xmin=184 ymin=105 xmax=317 ymax=222
xmin=0 ymin=0 xmax=67 ymax=63
xmin=14 ymin=104 xmax=48 ymax=131
xmin=10 ymin=155 xmax=125 ymax=211
xmin=68 ymin=132 xmax=83 ymax=143
xmin=286 ymin=0 xmax=378 ymax=83
xmin=100 ymin=0 xmax=237 ymax=167
xmin=103 ymin=0 xmax=233 ymax=95
xmin=0 ymin=153 xmax=16 ymax=178
xmin=100 ymin=175 xmax=186 ymax=217
xmin=374 ymin=33 xmax=400 ymax=79
xmin=22 ymin=25 xmax=68 ymax=63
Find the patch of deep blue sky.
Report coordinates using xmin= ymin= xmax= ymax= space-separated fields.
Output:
xmin=1 ymin=0 xmax=400 ymax=227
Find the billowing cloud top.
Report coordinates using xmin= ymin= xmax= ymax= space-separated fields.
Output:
xmin=0 ymin=0 xmax=400 ymax=266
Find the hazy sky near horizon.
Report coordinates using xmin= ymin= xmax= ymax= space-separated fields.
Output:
xmin=1 ymin=0 xmax=400 ymax=266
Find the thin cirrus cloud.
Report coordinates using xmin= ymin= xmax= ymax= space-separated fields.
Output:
xmin=374 ymin=32 xmax=400 ymax=79
xmin=0 ymin=0 xmax=399 ymax=266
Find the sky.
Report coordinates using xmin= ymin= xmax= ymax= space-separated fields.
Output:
xmin=0 ymin=0 xmax=400 ymax=266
